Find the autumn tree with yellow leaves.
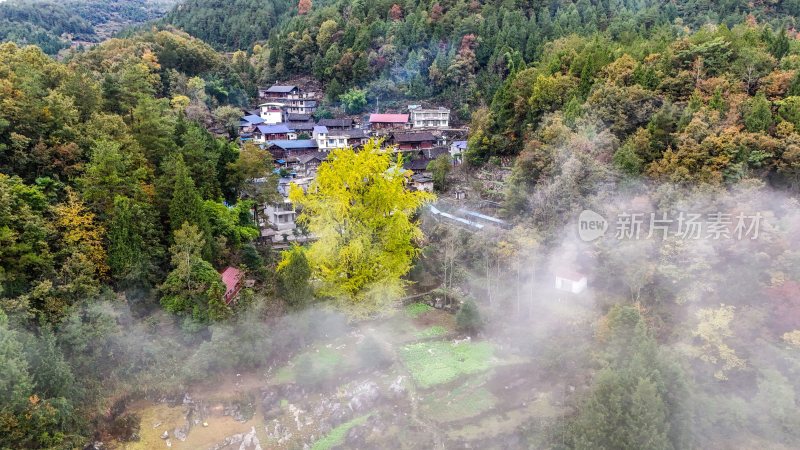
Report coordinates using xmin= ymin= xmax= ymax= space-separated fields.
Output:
xmin=53 ymin=190 xmax=109 ymax=280
xmin=286 ymin=140 xmax=434 ymax=315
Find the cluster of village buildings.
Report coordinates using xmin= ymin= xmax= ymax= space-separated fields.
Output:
xmin=237 ymin=83 xmax=468 ymax=245
xmin=220 ymin=84 xmax=586 ymax=306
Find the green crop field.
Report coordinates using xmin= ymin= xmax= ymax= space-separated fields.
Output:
xmin=400 ymin=341 xmax=494 ymax=388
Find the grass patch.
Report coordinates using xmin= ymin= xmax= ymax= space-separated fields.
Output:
xmin=421 ymin=383 xmax=496 ymax=422
xmin=416 ymin=325 xmax=447 ymax=338
xmin=399 ymin=341 xmax=494 ymax=388
xmin=445 ymin=392 xmax=563 ymax=442
xmin=273 ymin=347 xmax=346 ymax=384
xmin=310 ymin=414 xmax=370 ymax=450
xmin=405 ymin=302 xmax=433 ymax=318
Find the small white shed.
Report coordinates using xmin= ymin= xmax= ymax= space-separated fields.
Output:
xmin=554 ymin=270 xmax=587 ymax=294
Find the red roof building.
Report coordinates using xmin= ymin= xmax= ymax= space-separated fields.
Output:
xmin=369 ymin=113 xmax=409 ymax=131
xmin=220 ymin=267 xmax=244 ymax=305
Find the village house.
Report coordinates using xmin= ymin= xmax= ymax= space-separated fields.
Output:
xmin=317 ymin=118 xmax=354 ymax=130
xmin=259 ymin=102 xmax=284 ymax=124
xmin=258 ymin=85 xmax=318 ymax=115
xmin=391 ymin=132 xmax=437 ymax=151
xmin=408 ymin=105 xmax=450 ymax=129
xmin=286 ymin=113 xmax=313 ymax=123
xmin=220 ymin=266 xmax=244 ymax=305
xmin=295 ymin=151 xmax=327 ymax=177
xmin=451 ymin=140 xmax=467 ymax=163
xmin=403 ymin=157 xmax=432 ymax=174
xmin=242 ymin=107 xmax=262 ymax=117
xmin=252 ymin=124 xmax=291 ymax=143
xmin=313 ymin=126 xmax=349 ymax=151
xmin=421 ymin=147 xmax=450 ymax=160
xmin=262 ymin=199 xmax=297 ymax=233
xmin=369 ymin=113 xmax=409 ymax=132
xmin=259 ymin=85 xmax=298 ymax=99
xmin=265 ymin=139 xmax=318 ymax=161
xmin=554 ymin=269 xmax=588 ymax=294
xmin=345 ymin=128 xmax=371 ymax=148
xmin=277 ymin=175 xmax=311 ymax=197
xmin=239 ymin=114 xmax=264 ymax=134
xmin=286 ymin=121 xmax=314 ymax=138
xmin=410 ymin=173 xmax=434 ymax=192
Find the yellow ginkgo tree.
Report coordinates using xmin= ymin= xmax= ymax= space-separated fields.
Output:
xmin=287 ymin=139 xmax=434 ymax=315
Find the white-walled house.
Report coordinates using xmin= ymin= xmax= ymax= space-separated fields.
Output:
xmin=554 ymin=270 xmax=588 ymax=294
xmin=313 ymin=125 xmax=348 ymax=151
xmin=409 ymin=105 xmax=450 ymax=129
xmin=451 ymin=140 xmax=467 ymax=163
xmin=259 ymin=102 xmax=284 ymax=125
xmin=262 ymin=200 xmax=296 ymax=233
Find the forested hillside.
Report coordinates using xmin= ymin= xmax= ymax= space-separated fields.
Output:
xmin=4 ymin=1 xmax=800 ymax=449
xmin=0 ymin=29 xmax=277 ymax=446
xmin=165 ymin=0 xmax=298 ymax=52
xmin=165 ymin=0 xmax=800 ymax=111
xmin=470 ymin=22 xmax=800 ymax=202
xmin=0 ymin=0 xmax=175 ymax=54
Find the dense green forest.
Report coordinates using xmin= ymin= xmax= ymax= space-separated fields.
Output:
xmin=0 ymin=0 xmax=175 ymax=54
xmin=2 ymin=0 xmax=800 ymax=448
xmin=0 ymin=29 xmax=279 ymax=446
xmin=164 ymin=0 xmax=297 ymax=53
xmin=165 ymin=0 xmax=800 ymax=110
xmin=472 ymin=22 xmax=800 ymax=194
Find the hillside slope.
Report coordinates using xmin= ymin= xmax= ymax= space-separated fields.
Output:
xmin=164 ymin=0 xmax=800 ymax=109
xmin=0 ymin=0 xmax=176 ymax=54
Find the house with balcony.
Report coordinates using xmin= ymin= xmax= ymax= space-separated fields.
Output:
xmin=312 ymin=125 xmax=350 ymax=151
xmin=258 ymin=84 xmax=319 ymax=115
xmin=409 ymin=105 xmax=450 ymax=129
xmin=259 ymin=199 xmax=298 ymax=244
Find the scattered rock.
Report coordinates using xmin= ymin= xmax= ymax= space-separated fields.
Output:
xmin=239 ymin=426 xmax=262 ymax=450
xmin=347 ymin=381 xmax=380 ymax=413
xmin=209 ymin=432 xmax=245 ymax=450
xmin=389 ymin=376 xmax=406 ymax=399
xmin=160 ymin=431 xmax=169 ymax=440
xmin=260 ymin=389 xmax=281 ymax=419
xmin=173 ymin=426 xmax=187 ymax=442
